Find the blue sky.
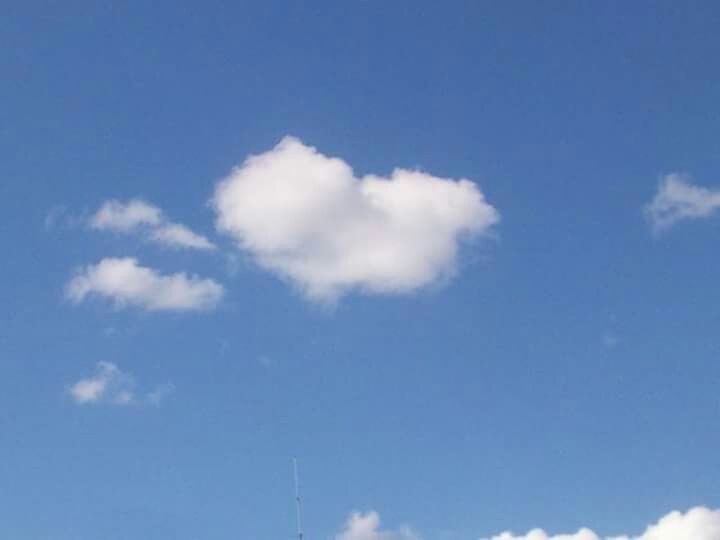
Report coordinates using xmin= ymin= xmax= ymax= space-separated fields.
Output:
xmin=2 ymin=1 xmax=720 ymax=539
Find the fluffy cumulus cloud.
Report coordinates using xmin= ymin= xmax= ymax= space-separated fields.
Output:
xmin=90 ymin=199 xmax=215 ymax=250
xmin=482 ymin=506 xmax=720 ymax=540
xmin=212 ymin=136 xmax=499 ymax=301
xmin=336 ymin=512 xmax=418 ymax=540
xmin=68 ymin=362 xmax=174 ymax=406
xmin=644 ymin=173 xmax=720 ymax=231
xmin=65 ymin=257 xmax=224 ymax=311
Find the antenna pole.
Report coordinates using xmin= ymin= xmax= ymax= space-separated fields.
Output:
xmin=293 ymin=458 xmax=304 ymax=540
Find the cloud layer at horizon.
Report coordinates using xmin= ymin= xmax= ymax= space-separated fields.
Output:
xmin=212 ymin=136 xmax=499 ymax=302
xmin=335 ymin=507 xmax=720 ymax=540
xmin=481 ymin=506 xmax=720 ymax=540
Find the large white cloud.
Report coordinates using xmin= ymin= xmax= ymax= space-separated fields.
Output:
xmin=336 ymin=512 xmax=418 ymax=540
xmin=90 ymin=199 xmax=216 ymax=250
xmin=212 ymin=136 xmax=499 ymax=301
xmin=65 ymin=257 xmax=224 ymax=311
xmin=482 ymin=506 xmax=720 ymax=540
xmin=644 ymin=173 xmax=720 ymax=231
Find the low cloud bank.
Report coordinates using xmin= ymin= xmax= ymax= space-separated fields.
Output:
xmin=336 ymin=507 xmax=720 ymax=540
xmin=482 ymin=506 xmax=720 ymax=540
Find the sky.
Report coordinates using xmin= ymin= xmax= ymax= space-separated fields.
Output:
xmin=2 ymin=1 xmax=720 ymax=539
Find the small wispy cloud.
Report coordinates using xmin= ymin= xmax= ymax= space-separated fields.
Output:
xmin=644 ymin=173 xmax=720 ymax=232
xmin=68 ymin=362 xmax=174 ymax=406
xmin=44 ymin=205 xmax=85 ymax=231
xmin=68 ymin=362 xmax=135 ymax=405
xmin=147 ymin=382 xmax=176 ymax=406
xmin=149 ymin=223 xmax=215 ymax=250
xmin=91 ymin=199 xmax=163 ymax=231
xmin=90 ymin=198 xmax=216 ymax=250
xmin=257 ymin=354 xmax=273 ymax=368
xmin=602 ymin=333 xmax=619 ymax=348
xmin=65 ymin=257 xmax=224 ymax=312
xmin=44 ymin=205 xmax=69 ymax=230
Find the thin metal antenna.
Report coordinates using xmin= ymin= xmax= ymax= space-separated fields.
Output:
xmin=293 ymin=458 xmax=304 ymax=540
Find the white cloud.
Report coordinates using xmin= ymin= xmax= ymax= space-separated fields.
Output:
xmin=90 ymin=198 xmax=215 ymax=250
xmin=68 ymin=361 xmax=135 ymax=405
xmin=336 ymin=512 xmax=419 ymax=540
xmin=485 ymin=530 xmax=600 ymax=540
xmin=334 ymin=508 xmax=720 ymax=540
xmin=69 ymin=362 xmax=175 ymax=406
xmin=91 ymin=199 xmax=162 ymax=231
xmin=65 ymin=257 xmax=224 ymax=312
xmin=150 ymin=223 xmax=215 ymax=250
xmin=644 ymin=173 xmax=720 ymax=231
xmin=482 ymin=506 xmax=720 ymax=540
xmin=212 ymin=136 xmax=499 ymax=302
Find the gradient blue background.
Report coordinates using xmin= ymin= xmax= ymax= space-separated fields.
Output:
xmin=2 ymin=1 xmax=720 ymax=538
